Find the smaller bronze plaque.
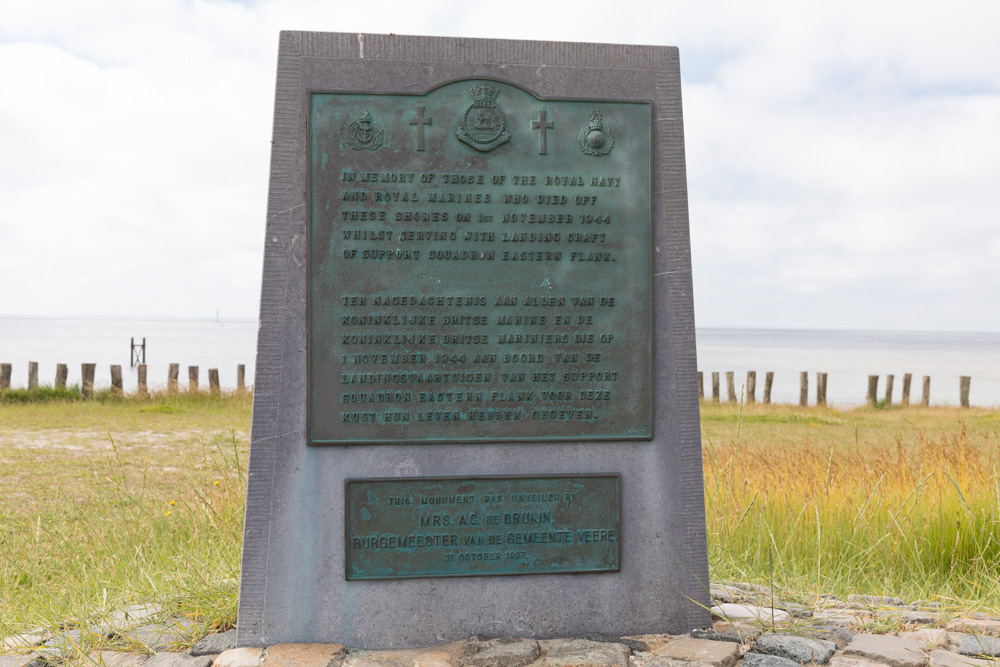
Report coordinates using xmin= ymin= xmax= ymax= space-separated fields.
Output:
xmin=345 ymin=475 xmax=620 ymax=580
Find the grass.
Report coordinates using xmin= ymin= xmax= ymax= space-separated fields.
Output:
xmin=0 ymin=389 xmax=251 ymax=656
xmin=1 ymin=390 xmax=998 ymax=659
xmin=702 ymin=400 xmax=1000 ymax=615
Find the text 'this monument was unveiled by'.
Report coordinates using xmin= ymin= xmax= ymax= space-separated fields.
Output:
xmin=238 ymin=32 xmax=710 ymax=649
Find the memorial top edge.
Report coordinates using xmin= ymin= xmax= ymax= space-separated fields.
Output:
xmin=279 ymin=31 xmax=678 ymax=71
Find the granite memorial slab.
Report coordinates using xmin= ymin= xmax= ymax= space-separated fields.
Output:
xmin=238 ymin=31 xmax=709 ymax=649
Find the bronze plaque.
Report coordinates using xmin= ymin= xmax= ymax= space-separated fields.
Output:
xmin=309 ymin=80 xmax=651 ymax=444
xmin=345 ymin=475 xmax=620 ymax=579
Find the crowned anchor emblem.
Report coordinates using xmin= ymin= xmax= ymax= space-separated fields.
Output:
xmin=578 ymin=109 xmax=614 ymax=156
xmin=345 ymin=108 xmax=385 ymax=151
xmin=457 ymin=85 xmax=510 ymax=152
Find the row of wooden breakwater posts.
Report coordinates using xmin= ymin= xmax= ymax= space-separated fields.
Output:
xmin=0 ymin=362 xmax=248 ymax=396
xmin=699 ymin=370 xmax=977 ymax=407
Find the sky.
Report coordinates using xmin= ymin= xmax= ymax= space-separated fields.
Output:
xmin=1 ymin=0 xmax=997 ymax=331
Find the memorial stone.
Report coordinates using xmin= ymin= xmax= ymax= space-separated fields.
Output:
xmin=238 ymin=31 xmax=709 ymax=649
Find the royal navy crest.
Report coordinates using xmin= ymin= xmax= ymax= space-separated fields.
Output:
xmin=345 ymin=108 xmax=384 ymax=151
xmin=457 ymin=85 xmax=510 ymax=152
xmin=578 ymin=109 xmax=614 ymax=156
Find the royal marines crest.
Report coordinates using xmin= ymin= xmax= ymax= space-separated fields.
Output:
xmin=578 ymin=109 xmax=614 ymax=156
xmin=345 ymin=108 xmax=384 ymax=151
xmin=457 ymin=85 xmax=510 ymax=152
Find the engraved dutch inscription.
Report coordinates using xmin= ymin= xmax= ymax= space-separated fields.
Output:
xmin=345 ymin=475 xmax=620 ymax=579
xmin=310 ymin=80 xmax=652 ymax=444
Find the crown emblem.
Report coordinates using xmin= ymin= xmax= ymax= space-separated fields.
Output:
xmin=578 ymin=108 xmax=614 ymax=156
xmin=457 ymin=82 xmax=509 ymax=152
xmin=345 ymin=108 xmax=384 ymax=151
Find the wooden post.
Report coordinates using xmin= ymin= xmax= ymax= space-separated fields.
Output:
xmin=799 ymin=371 xmax=808 ymax=406
xmin=921 ymin=375 xmax=930 ymax=406
xmin=884 ymin=374 xmax=894 ymax=406
xmin=110 ymin=365 xmax=123 ymax=396
xmin=137 ymin=364 xmax=148 ymax=396
xmin=55 ymin=364 xmax=68 ymax=388
xmin=697 ymin=371 xmax=704 ymax=399
xmin=237 ymin=364 xmax=246 ymax=392
xmin=960 ymin=376 xmax=971 ymax=408
xmin=0 ymin=363 xmax=10 ymax=390
xmin=867 ymin=375 xmax=879 ymax=406
xmin=816 ymin=372 xmax=827 ymax=406
xmin=188 ymin=366 xmax=199 ymax=393
xmin=81 ymin=363 xmax=96 ymax=398
xmin=711 ymin=372 xmax=720 ymax=403
xmin=746 ymin=371 xmax=756 ymax=404
xmin=28 ymin=362 xmax=38 ymax=390
xmin=168 ymin=363 xmax=179 ymax=393
xmin=209 ymin=368 xmax=221 ymax=396
xmin=901 ymin=373 xmax=912 ymax=407
xmin=726 ymin=371 xmax=736 ymax=403
xmin=763 ymin=372 xmax=774 ymax=404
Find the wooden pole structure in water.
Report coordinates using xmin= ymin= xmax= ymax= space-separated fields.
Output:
xmin=28 ymin=362 xmax=38 ymax=390
xmin=0 ymin=363 xmax=10 ymax=390
xmin=901 ymin=373 xmax=912 ymax=407
xmin=209 ymin=368 xmax=221 ymax=396
xmin=55 ymin=364 xmax=68 ymax=388
xmin=110 ymin=365 xmax=123 ymax=396
xmin=746 ymin=371 xmax=756 ymax=404
xmin=138 ymin=364 xmax=148 ymax=396
xmin=188 ymin=366 xmax=199 ymax=393
xmin=711 ymin=372 xmax=720 ymax=403
xmin=867 ymin=375 xmax=879 ymax=406
xmin=921 ymin=376 xmax=930 ymax=406
xmin=799 ymin=372 xmax=808 ymax=406
xmin=81 ymin=363 xmax=96 ymax=398
xmin=168 ymin=364 xmax=179 ymax=393
xmin=725 ymin=371 xmax=736 ymax=403
xmin=884 ymin=374 xmax=894 ymax=406
xmin=763 ymin=372 xmax=773 ymax=404
xmin=960 ymin=376 xmax=971 ymax=408
xmin=237 ymin=364 xmax=246 ymax=392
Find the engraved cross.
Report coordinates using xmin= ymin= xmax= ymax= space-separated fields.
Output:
xmin=531 ymin=110 xmax=554 ymax=155
xmin=409 ymin=106 xmax=432 ymax=151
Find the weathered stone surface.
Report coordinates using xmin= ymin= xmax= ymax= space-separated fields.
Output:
xmin=710 ymin=605 xmax=789 ymax=624
xmin=842 ymin=634 xmax=925 ymax=667
xmin=829 ymin=657 xmax=888 ymax=667
xmin=214 ymin=647 xmax=264 ymax=667
xmin=544 ymin=639 xmax=629 ymax=667
xmin=902 ymin=611 xmax=941 ymax=625
xmin=898 ymin=629 xmax=948 ymax=650
xmin=654 ymin=638 xmax=740 ymax=667
xmin=802 ymin=625 xmax=855 ymax=648
xmin=947 ymin=619 xmax=1000 ymax=637
xmin=412 ymin=651 xmax=453 ymax=667
xmin=929 ymin=649 xmax=992 ymax=667
xmin=188 ymin=630 xmax=237 ymax=656
xmin=711 ymin=589 xmax=735 ymax=604
xmin=634 ymin=658 xmax=715 ymax=667
xmin=456 ymin=638 xmax=540 ymax=667
xmin=753 ymin=634 xmax=837 ymax=665
xmin=264 ymin=643 xmax=348 ymax=667
xmin=741 ymin=653 xmax=800 ymax=667
xmin=345 ymin=656 xmax=409 ymax=667
xmin=779 ymin=603 xmax=813 ymax=619
xmin=119 ymin=619 xmax=196 ymax=651
xmin=142 ymin=653 xmax=216 ymax=667
xmin=0 ymin=654 xmax=46 ymax=667
xmin=0 ymin=635 xmax=43 ymax=652
xmin=848 ymin=595 xmax=907 ymax=608
xmin=955 ymin=635 xmax=1000 ymax=658
xmin=812 ymin=609 xmax=871 ymax=627
xmin=578 ymin=634 xmax=648 ymax=653
xmin=690 ymin=629 xmax=741 ymax=644
xmin=83 ymin=650 xmax=149 ymax=667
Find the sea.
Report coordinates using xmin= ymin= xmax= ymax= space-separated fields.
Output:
xmin=0 ymin=318 xmax=998 ymax=408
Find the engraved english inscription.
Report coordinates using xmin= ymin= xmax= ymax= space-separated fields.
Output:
xmin=345 ymin=475 xmax=620 ymax=579
xmin=310 ymin=80 xmax=651 ymax=444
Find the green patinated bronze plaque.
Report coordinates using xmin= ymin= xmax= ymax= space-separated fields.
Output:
xmin=345 ymin=475 xmax=620 ymax=580
xmin=309 ymin=80 xmax=651 ymax=444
